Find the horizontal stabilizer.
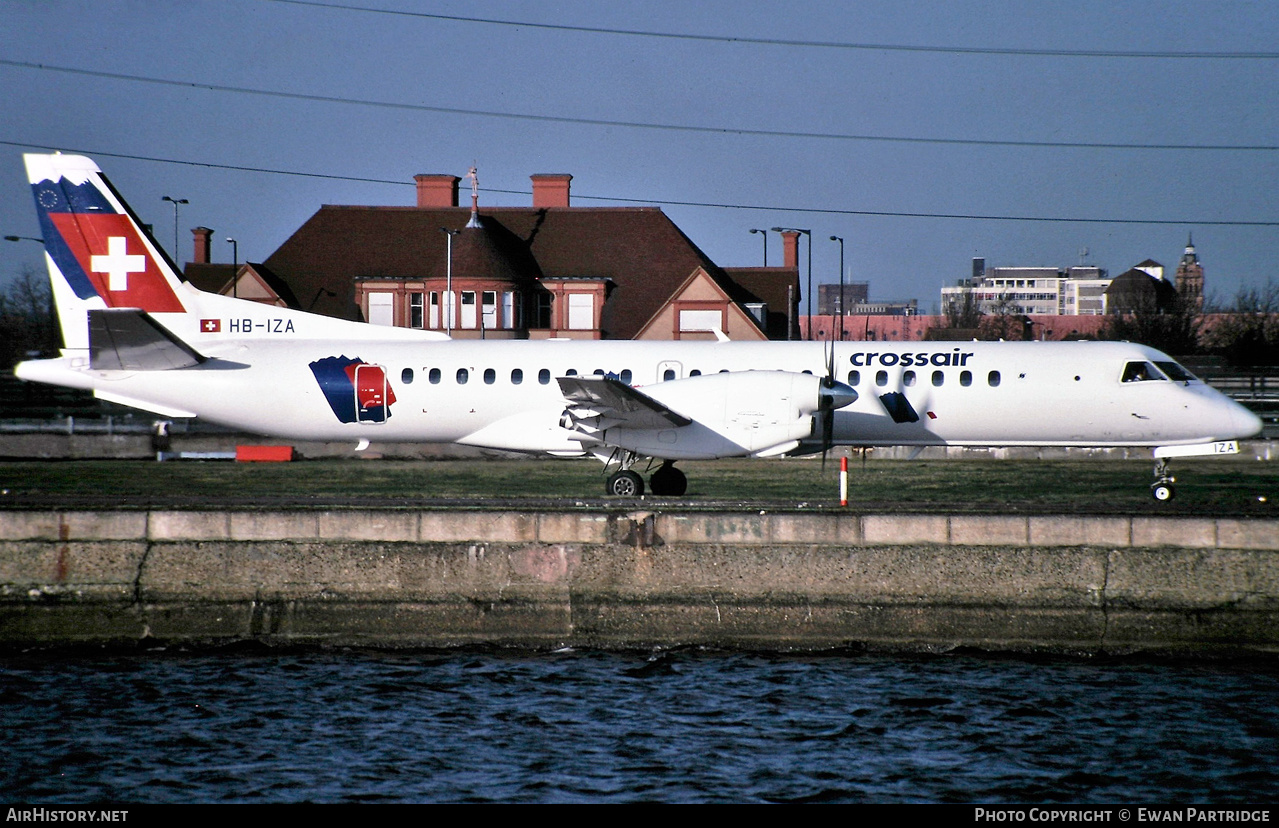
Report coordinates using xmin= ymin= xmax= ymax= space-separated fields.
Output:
xmin=89 ymin=308 xmax=206 ymax=370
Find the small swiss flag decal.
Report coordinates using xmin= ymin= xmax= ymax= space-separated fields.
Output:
xmin=200 ymin=318 xmax=221 ymax=333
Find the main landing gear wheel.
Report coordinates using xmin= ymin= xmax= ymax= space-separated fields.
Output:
xmin=649 ymin=462 xmax=688 ymax=496
xmin=606 ymin=469 xmax=645 ymax=497
xmin=1152 ymin=482 xmax=1176 ymax=502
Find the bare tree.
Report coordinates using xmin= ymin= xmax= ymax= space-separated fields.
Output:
xmin=1098 ymin=289 xmax=1202 ymax=356
xmin=1202 ymin=280 xmax=1279 ymax=367
xmin=0 ymin=265 xmax=55 ymax=367
xmin=977 ymin=294 xmax=1029 ymax=341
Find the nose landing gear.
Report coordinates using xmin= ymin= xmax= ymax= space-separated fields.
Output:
xmin=1151 ymin=458 xmax=1176 ymax=502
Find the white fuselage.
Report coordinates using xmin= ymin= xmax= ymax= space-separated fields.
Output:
xmin=18 ymin=333 xmax=1261 ymax=458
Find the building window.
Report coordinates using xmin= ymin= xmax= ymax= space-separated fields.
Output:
xmin=429 ymin=292 xmax=439 ymax=328
xmin=442 ymin=291 xmax=455 ymax=330
xmin=534 ymin=293 xmax=553 ymax=329
xmin=461 ymin=291 xmax=477 ymax=329
xmin=679 ymin=309 xmax=722 ymax=335
xmin=568 ymin=293 xmax=594 ymax=330
xmin=482 ymin=291 xmax=498 ymax=330
xmin=409 ymin=293 xmax=424 ymax=329
xmin=503 ymin=291 xmax=520 ymax=330
xmin=367 ymin=292 xmax=394 ymax=326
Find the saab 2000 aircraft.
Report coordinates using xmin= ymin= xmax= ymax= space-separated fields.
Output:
xmin=13 ymin=153 xmax=1263 ymax=499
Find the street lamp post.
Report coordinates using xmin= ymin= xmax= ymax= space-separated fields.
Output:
xmin=161 ymin=196 xmax=188 ymax=261
xmin=226 ymin=237 xmax=237 ymax=298
xmin=748 ymin=228 xmax=768 ymax=266
xmin=772 ymin=227 xmax=812 ymax=339
xmin=830 ymin=235 xmax=844 ymax=341
xmin=440 ymin=228 xmax=460 ymax=335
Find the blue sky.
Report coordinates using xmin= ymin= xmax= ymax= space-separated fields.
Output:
xmin=2 ymin=0 xmax=1276 ymax=313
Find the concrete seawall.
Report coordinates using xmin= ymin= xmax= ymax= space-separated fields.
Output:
xmin=2 ymin=508 xmax=1277 ymax=656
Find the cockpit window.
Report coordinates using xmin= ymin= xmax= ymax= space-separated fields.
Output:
xmin=1155 ymin=361 xmax=1197 ymax=383
xmin=1121 ymin=361 xmax=1166 ymax=383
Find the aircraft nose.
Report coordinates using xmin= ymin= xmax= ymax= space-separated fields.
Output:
xmin=1231 ymin=400 xmax=1264 ymax=439
xmin=821 ymin=380 xmax=859 ymax=410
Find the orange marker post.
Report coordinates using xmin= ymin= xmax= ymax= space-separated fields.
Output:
xmin=839 ymin=456 xmax=848 ymax=506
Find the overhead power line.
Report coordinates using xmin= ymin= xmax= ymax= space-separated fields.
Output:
xmin=2 ymin=60 xmax=1273 ymax=153
xmin=263 ymin=0 xmax=1279 ymax=60
xmin=5 ymin=139 xmax=1276 ymax=227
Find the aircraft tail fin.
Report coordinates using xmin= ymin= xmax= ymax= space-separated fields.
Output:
xmin=24 ymin=153 xmax=192 ymax=352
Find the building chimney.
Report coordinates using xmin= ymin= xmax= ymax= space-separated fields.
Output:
xmin=414 ymin=174 xmax=461 ymax=207
xmin=531 ymin=174 xmax=572 ymax=208
xmin=192 ymin=227 xmax=212 ymax=264
xmin=780 ymin=230 xmax=800 ymax=270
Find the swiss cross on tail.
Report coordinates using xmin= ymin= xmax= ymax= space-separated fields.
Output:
xmin=28 ymin=155 xmax=186 ymax=314
xmin=45 ymin=212 xmax=185 ymax=313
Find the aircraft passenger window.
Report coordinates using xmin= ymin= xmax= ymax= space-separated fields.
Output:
xmin=960 ymin=370 xmax=972 ymax=387
xmin=511 ymin=368 xmax=523 ymax=385
xmin=719 ymin=369 xmax=729 ymax=373
xmin=903 ymin=371 xmax=916 ymax=387
xmin=876 ymin=370 xmax=888 ymax=387
xmin=401 ymin=368 xmax=414 ymax=384
xmin=932 ymin=371 xmax=944 ymax=387
xmin=456 ymin=368 xmax=469 ymax=385
xmin=429 ymin=368 xmax=441 ymax=384
xmin=565 ymin=369 xmax=578 ymax=377
xmin=620 ymin=369 xmax=632 ymax=384
xmin=663 ymin=369 xmax=675 ymax=381
xmin=538 ymin=369 xmax=551 ymax=385
xmin=847 ymin=370 xmax=860 ymax=386
xmin=988 ymin=371 xmax=1001 ymax=387
xmin=593 ymin=369 xmax=605 ymax=376
xmin=484 ymin=368 xmax=496 ymax=385
xmin=690 ymin=369 xmax=701 ymax=377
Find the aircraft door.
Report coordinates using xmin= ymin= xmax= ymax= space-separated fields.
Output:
xmin=657 ymin=360 xmax=683 ymax=382
xmin=354 ymin=363 xmax=391 ymax=423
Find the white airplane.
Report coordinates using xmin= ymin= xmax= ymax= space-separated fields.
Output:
xmin=13 ymin=153 xmax=1264 ymax=500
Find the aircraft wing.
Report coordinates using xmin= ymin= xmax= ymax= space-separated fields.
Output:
xmin=558 ymin=376 xmax=692 ymax=430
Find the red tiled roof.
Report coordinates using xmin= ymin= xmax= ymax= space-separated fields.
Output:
xmin=262 ymin=204 xmax=741 ymax=338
